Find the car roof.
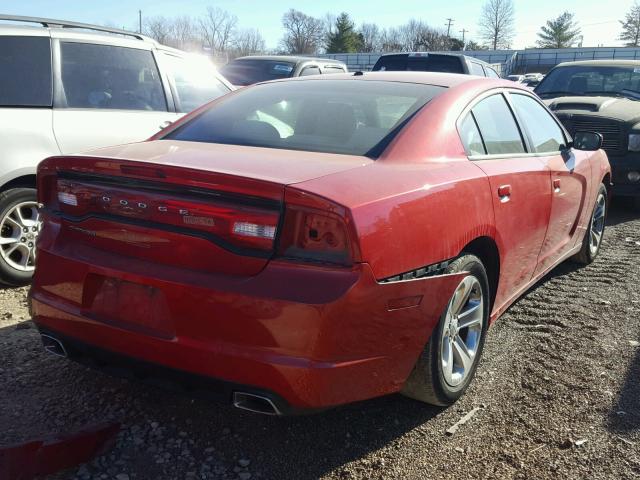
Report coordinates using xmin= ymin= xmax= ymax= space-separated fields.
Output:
xmin=231 ymin=55 xmax=346 ymax=65
xmin=555 ymin=59 xmax=640 ymax=68
xmin=377 ymin=52 xmax=492 ymax=65
xmin=0 ymin=17 xmax=166 ymax=50
xmin=268 ymin=71 xmax=510 ymax=89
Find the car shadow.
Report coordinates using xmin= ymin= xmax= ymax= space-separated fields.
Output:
xmin=607 ymin=197 xmax=639 ymax=226
xmin=607 ymin=345 xmax=640 ymax=434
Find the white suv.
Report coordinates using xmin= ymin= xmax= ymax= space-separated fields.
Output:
xmin=0 ymin=15 xmax=233 ymax=286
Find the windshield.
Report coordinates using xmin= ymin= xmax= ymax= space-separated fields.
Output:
xmin=373 ymin=54 xmax=464 ymax=74
xmin=220 ymin=59 xmax=296 ymax=86
xmin=164 ymin=80 xmax=445 ymax=157
xmin=536 ymin=65 xmax=640 ymax=98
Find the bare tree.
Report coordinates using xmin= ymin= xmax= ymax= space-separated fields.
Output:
xmin=200 ymin=6 xmax=238 ymax=54
xmin=280 ymin=9 xmax=325 ymax=54
xmin=380 ymin=27 xmax=403 ymax=52
xmin=233 ymin=28 xmax=266 ymax=57
xmin=172 ymin=16 xmax=198 ymax=50
xmin=142 ymin=16 xmax=174 ymax=45
xmin=397 ymin=20 xmax=449 ymax=52
xmin=478 ymin=0 xmax=515 ymax=49
xmin=359 ymin=23 xmax=382 ymax=52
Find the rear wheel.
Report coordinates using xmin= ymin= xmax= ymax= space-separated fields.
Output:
xmin=573 ymin=183 xmax=607 ymax=265
xmin=0 ymin=188 xmax=40 ymax=286
xmin=401 ymin=254 xmax=490 ymax=406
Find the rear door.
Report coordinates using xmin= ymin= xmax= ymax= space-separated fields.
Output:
xmin=508 ymin=92 xmax=590 ymax=274
xmin=52 ymin=40 xmax=179 ymax=154
xmin=459 ymin=92 xmax=552 ymax=308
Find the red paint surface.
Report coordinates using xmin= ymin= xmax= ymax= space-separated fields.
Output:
xmin=31 ymin=73 xmax=611 ymax=410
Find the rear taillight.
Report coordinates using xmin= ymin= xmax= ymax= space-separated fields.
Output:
xmin=277 ymin=189 xmax=360 ymax=266
xmin=49 ymin=178 xmax=279 ymax=252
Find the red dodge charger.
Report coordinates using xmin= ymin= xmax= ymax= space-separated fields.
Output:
xmin=31 ymin=72 xmax=611 ymax=414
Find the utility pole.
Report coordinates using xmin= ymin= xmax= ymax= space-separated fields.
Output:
xmin=445 ymin=18 xmax=454 ymax=38
xmin=460 ymin=28 xmax=468 ymax=45
xmin=138 ymin=10 xmax=142 ymax=34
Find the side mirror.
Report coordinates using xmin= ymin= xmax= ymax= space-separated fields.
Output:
xmin=572 ymin=131 xmax=603 ymax=151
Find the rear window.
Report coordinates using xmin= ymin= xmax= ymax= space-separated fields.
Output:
xmin=373 ymin=54 xmax=464 ymax=74
xmin=0 ymin=36 xmax=52 ymax=107
xmin=220 ymin=60 xmax=296 ymax=86
xmin=164 ymin=80 xmax=445 ymax=157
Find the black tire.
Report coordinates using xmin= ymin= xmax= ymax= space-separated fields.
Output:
xmin=0 ymin=188 xmax=39 ymax=287
xmin=572 ymin=183 xmax=607 ymax=265
xmin=401 ymin=254 xmax=490 ymax=406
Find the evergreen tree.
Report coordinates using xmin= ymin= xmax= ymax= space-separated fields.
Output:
xmin=620 ymin=1 xmax=640 ymax=47
xmin=326 ymin=13 xmax=363 ymax=53
xmin=536 ymin=12 xmax=581 ymax=48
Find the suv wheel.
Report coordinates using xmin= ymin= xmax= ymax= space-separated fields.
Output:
xmin=0 ymin=188 xmax=40 ymax=286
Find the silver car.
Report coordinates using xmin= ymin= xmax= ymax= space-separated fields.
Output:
xmin=0 ymin=15 xmax=233 ymax=285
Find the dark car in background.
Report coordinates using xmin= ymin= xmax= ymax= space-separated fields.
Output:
xmin=220 ymin=55 xmax=348 ymax=86
xmin=535 ymin=60 xmax=640 ymax=208
xmin=372 ymin=52 xmax=500 ymax=78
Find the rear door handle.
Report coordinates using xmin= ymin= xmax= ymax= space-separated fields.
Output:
xmin=498 ymin=184 xmax=512 ymax=202
xmin=553 ymin=178 xmax=561 ymax=192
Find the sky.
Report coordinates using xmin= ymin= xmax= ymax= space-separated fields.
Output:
xmin=2 ymin=0 xmax=635 ymax=50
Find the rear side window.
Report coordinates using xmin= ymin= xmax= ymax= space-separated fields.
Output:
xmin=486 ymin=68 xmax=500 ymax=79
xmin=299 ymin=66 xmax=321 ymax=77
xmin=469 ymin=62 xmax=486 ymax=76
xmin=0 ymin=36 xmax=52 ymax=107
xmin=162 ymin=54 xmax=230 ymax=113
xmin=471 ymin=94 xmax=526 ymax=155
xmin=510 ymin=93 xmax=566 ymax=153
xmin=459 ymin=114 xmax=485 ymax=155
xmin=60 ymin=42 xmax=166 ymax=111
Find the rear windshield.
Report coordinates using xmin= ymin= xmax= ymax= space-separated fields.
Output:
xmin=0 ymin=36 xmax=52 ymax=107
xmin=164 ymin=80 xmax=445 ymax=156
xmin=373 ymin=54 xmax=464 ymax=74
xmin=220 ymin=60 xmax=296 ymax=86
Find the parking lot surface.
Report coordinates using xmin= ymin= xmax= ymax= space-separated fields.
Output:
xmin=1 ymin=204 xmax=639 ymax=480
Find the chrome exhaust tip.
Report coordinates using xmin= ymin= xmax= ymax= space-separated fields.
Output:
xmin=232 ymin=391 xmax=281 ymax=415
xmin=41 ymin=334 xmax=68 ymax=358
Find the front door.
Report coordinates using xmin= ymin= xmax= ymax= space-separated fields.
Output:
xmin=507 ymin=93 xmax=590 ymax=275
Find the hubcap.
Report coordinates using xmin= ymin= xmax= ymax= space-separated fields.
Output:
xmin=0 ymin=201 xmax=40 ymax=272
xmin=589 ymin=193 xmax=606 ymax=255
xmin=441 ymin=276 xmax=484 ymax=388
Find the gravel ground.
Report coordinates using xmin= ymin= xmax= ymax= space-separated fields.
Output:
xmin=1 ymin=203 xmax=639 ymax=480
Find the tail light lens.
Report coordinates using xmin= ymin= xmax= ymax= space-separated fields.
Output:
xmin=277 ymin=188 xmax=360 ymax=266
xmin=48 ymin=177 xmax=279 ymax=252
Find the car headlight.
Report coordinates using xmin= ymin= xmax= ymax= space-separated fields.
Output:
xmin=629 ymin=133 xmax=640 ymax=152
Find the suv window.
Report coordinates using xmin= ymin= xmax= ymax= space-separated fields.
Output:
xmin=459 ymin=114 xmax=485 ymax=155
xmin=60 ymin=43 xmax=166 ymax=111
xmin=162 ymin=54 xmax=230 ymax=113
xmin=471 ymin=94 xmax=526 ymax=155
xmin=510 ymin=93 xmax=566 ymax=153
xmin=469 ymin=62 xmax=486 ymax=76
xmin=300 ymin=66 xmax=321 ymax=76
xmin=0 ymin=36 xmax=52 ymax=107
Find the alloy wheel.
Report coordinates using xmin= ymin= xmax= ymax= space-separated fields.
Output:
xmin=0 ymin=201 xmax=41 ymax=272
xmin=440 ymin=275 xmax=484 ymax=388
xmin=589 ymin=192 xmax=606 ymax=256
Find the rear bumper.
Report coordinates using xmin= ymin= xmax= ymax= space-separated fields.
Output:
xmin=30 ymin=242 xmax=463 ymax=411
xmin=609 ymin=153 xmax=640 ymax=197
